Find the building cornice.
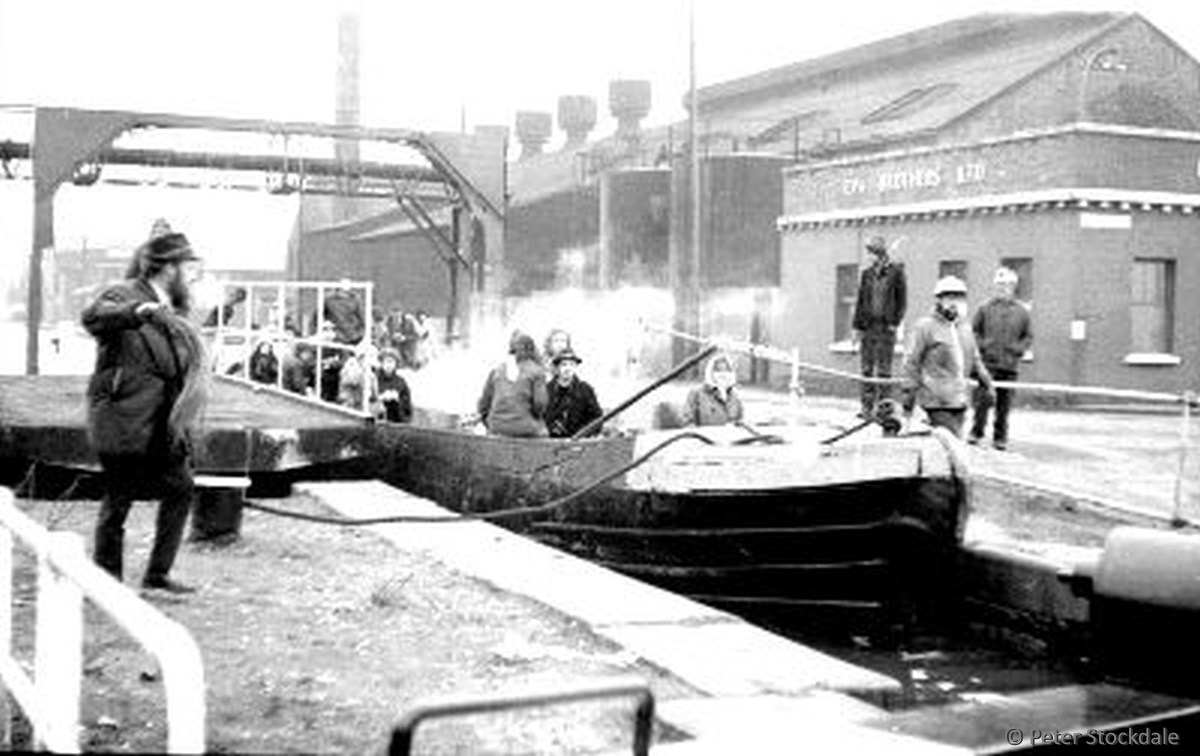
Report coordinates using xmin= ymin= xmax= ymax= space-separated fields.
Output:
xmin=783 ymin=122 xmax=1200 ymax=176
xmin=778 ymin=187 xmax=1200 ymax=232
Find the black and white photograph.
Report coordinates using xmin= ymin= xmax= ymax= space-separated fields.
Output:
xmin=1 ymin=0 xmax=1199 ymax=752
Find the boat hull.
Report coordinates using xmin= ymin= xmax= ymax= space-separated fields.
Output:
xmin=374 ymin=421 xmax=968 ymax=623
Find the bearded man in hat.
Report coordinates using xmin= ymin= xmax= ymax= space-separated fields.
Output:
xmin=545 ymin=347 xmax=603 ymax=438
xmin=82 ymin=230 xmax=207 ymax=594
xmin=851 ymin=235 xmax=907 ymax=419
xmin=901 ymin=276 xmax=995 ymax=438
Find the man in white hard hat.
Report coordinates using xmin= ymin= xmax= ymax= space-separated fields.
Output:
xmin=969 ymin=267 xmax=1033 ymax=450
xmin=901 ymin=275 xmax=995 ymax=438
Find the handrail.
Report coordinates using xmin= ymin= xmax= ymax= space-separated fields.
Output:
xmin=0 ymin=488 xmax=206 ymax=753
xmin=388 ymin=678 xmax=654 ymax=756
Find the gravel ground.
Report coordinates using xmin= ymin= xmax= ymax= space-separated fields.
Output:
xmin=6 ymin=494 xmax=697 ymax=754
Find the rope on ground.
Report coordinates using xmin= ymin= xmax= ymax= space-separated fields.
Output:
xmin=241 ymin=431 xmax=718 ymax=526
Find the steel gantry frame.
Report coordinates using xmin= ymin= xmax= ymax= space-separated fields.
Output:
xmin=9 ymin=106 xmax=507 ymax=374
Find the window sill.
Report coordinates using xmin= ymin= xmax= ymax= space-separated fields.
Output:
xmin=1123 ymin=353 xmax=1181 ymax=366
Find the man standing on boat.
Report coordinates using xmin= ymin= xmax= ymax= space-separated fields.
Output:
xmin=546 ymin=347 xmax=603 ymax=438
xmin=901 ymin=276 xmax=995 ymax=438
xmin=851 ymin=235 xmax=907 ymax=420
xmin=969 ymin=267 xmax=1032 ymax=450
xmin=83 ymin=231 xmax=207 ymax=595
xmin=477 ymin=331 xmax=549 ymax=437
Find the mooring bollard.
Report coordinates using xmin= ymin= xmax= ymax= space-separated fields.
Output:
xmin=189 ymin=476 xmax=251 ymax=544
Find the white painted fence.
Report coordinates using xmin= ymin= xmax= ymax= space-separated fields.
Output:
xmin=0 ymin=487 xmax=206 ymax=753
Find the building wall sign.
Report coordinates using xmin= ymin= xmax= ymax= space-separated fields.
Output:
xmin=1079 ymin=212 xmax=1132 ymax=229
xmin=788 ymin=130 xmax=1200 ymax=215
xmin=842 ymin=162 xmax=986 ymax=195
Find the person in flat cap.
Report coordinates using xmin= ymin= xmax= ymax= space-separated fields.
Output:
xmin=851 ymin=234 xmax=907 ymax=421
xmin=82 ymin=227 xmax=207 ymax=595
xmin=969 ymin=267 xmax=1032 ymax=450
xmin=545 ymin=347 xmax=604 ymax=438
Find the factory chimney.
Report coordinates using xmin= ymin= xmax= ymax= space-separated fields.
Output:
xmin=609 ymin=80 xmax=651 ymax=151
xmin=334 ymin=11 xmax=361 ymax=219
xmin=557 ymin=95 xmax=597 ymax=149
xmin=515 ymin=111 xmax=553 ymax=159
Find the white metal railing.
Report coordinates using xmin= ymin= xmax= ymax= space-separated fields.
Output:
xmin=0 ymin=488 xmax=206 ymax=753
xmin=647 ymin=321 xmax=1198 ymax=523
xmin=202 ymin=278 xmax=376 ymax=415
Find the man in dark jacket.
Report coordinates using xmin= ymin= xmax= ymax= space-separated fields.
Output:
xmin=852 ymin=235 xmax=907 ymax=418
xmin=969 ymin=267 xmax=1033 ymax=450
xmin=82 ymin=231 xmax=206 ymax=594
xmin=545 ymin=348 xmax=603 ymax=438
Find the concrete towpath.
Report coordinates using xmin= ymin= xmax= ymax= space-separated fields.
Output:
xmin=298 ymin=480 xmax=969 ymax=755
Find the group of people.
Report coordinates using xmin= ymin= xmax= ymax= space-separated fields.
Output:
xmin=475 ymin=329 xmax=605 ymax=439
xmin=852 ymin=234 xmax=1033 ymax=448
xmin=79 ymin=217 xmax=1029 ymax=598
xmin=475 ymin=327 xmax=747 ymax=439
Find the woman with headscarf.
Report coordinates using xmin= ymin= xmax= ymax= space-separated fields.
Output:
xmin=542 ymin=328 xmax=572 ymax=369
xmin=682 ymin=353 xmax=744 ymax=426
xmin=476 ymin=331 xmax=549 ymax=437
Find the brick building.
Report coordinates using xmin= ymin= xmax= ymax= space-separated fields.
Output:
xmin=690 ymin=12 xmax=1200 ymax=393
xmin=291 ymin=12 xmax=1200 ymax=395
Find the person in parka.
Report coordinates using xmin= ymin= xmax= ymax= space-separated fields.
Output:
xmin=682 ymin=353 xmax=744 ymax=426
xmin=477 ymin=331 xmax=549 ymax=437
xmin=901 ymin=276 xmax=995 ymax=438
xmin=82 ymin=231 xmax=207 ymax=594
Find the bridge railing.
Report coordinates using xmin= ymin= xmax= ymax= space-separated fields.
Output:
xmin=0 ymin=487 xmax=206 ymax=753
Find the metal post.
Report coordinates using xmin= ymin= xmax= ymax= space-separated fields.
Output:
xmin=362 ymin=283 xmax=374 ymax=414
xmin=1172 ymin=395 xmax=1193 ymax=527
xmin=276 ymin=283 xmax=286 ymax=390
xmin=315 ymin=284 xmax=326 ymax=401
xmin=35 ymin=532 xmax=83 ymax=752
xmin=688 ymin=0 xmax=702 ymax=356
xmin=0 ymin=526 xmax=11 ymax=749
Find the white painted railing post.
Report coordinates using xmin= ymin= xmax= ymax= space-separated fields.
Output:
xmin=0 ymin=490 xmax=206 ymax=753
xmin=35 ymin=532 xmax=84 ymax=753
xmin=0 ymin=525 xmax=12 ymax=749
